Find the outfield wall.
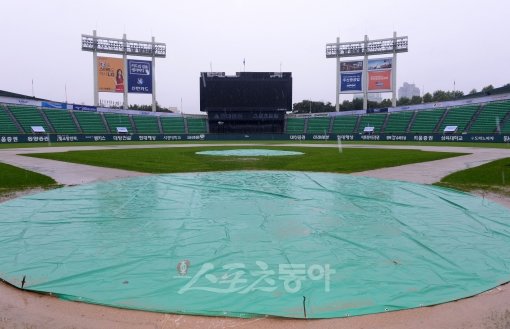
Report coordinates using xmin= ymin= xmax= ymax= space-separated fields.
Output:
xmin=1 ymin=133 xmax=510 ymax=145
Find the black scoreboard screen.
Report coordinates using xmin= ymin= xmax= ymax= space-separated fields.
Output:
xmin=200 ymin=72 xmax=292 ymax=112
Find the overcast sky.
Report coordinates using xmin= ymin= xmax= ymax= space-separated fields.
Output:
xmin=1 ymin=0 xmax=509 ymax=113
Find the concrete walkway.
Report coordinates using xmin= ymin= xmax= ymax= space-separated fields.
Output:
xmin=344 ymin=144 xmax=510 ymax=183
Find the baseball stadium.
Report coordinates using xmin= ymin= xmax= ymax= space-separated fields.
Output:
xmin=1 ymin=3 xmax=510 ymax=329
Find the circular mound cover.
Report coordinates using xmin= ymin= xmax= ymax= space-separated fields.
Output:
xmin=1 ymin=171 xmax=510 ymax=319
xmin=195 ymin=149 xmax=304 ymax=156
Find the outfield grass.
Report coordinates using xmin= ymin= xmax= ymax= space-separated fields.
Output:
xmin=26 ymin=146 xmax=464 ymax=174
xmin=0 ymin=162 xmax=58 ymax=195
xmin=438 ymin=157 xmax=510 ymax=194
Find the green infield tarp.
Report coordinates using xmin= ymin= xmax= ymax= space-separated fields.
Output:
xmin=0 ymin=171 xmax=510 ymax=318
xmin=195 ymin=149 xmax=304 ymax=156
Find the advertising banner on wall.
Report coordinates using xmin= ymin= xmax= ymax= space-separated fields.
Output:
xmin=340 ymin=60 xmax=363 ymax=72
xmin=340 ymin=72 xmax=363 ymax=93
xmin=368 ymin=70 xmax=392 ymax=92
xmin=98 ymin=57 xmax=125 ymax=93
xmin=41 ymin=101 xmax=67 ymax=109
xmin=367 ymin=58 xmax=392 ymax=71
xmin=127 ymin=60 xmax=152 ymax=94
xmin=72 ymin=104 xmax=97 ymax=112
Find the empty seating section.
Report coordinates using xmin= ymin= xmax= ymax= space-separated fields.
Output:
xmin=43 ymin=109 xmax=79 ymax=133
xmin=161 ymin=117 xmax=185 ymax=134
xmin=104 ymin=113 xmax=133 ymax=133
xmin=4 ymin=101 xmax=510 ymax=137
xmin=133 ymin=116 xmax=160 ymax=134
xmin=186 ymin=118 xmax=207 ymax=133
xmin=410 ymin=109 xmax=445 ymax=133
xmin=331 ymin=116 xmax=358 ymax=134
xmin=286 ymin=118 xmax=305 ymax=134
xmin=73 ymin=111 xmax=108 ymax=133
xmin=9 ymin=106 xmax=50 ymax=133
xmin=0 ymin=108 xmax=20 ymax=133
xmin=307 ymin=117 xmax=331 ymax=133
xmin=439 ymin=105 xmax=479 ymax=133
xmin=357 ymin=114 xmax=387 ymax=133
xmin=384 ymin=111 xmax=414 ymax=134
xmin=469 ymin=101 xmax=510 ymax=133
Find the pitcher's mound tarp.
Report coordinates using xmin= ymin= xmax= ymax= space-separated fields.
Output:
xmin=195 ymin=149 xmax=304 ymax=156
xmin=1 ymin=171 xmax=510 ymax=318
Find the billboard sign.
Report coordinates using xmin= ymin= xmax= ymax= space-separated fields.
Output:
xmin=367 ymin=58 xmax=392 ymax=71
xmin=368 ymin=70 xmax=392 ymax=92
xmin=41 ymin=101 xmax=67 ymax=109
xmin=127 ymin=60 xmax=152 ymax=94
xmin=98 ymin=57 xmax=124 ymax=93
xmin=72 ymin=104 xmax=97 ymax=112
xmin=340 ymin=72 xmax=363 ymax=93
xmin=340 ymin=60 xmax=363 ymax=72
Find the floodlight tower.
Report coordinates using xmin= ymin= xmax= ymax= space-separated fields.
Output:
xmin=326 ymin=32 xmax=408 ymax=111
xmin=81 ymin=30 xmax=166 ymax=111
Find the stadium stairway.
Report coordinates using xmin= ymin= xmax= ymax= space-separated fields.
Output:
xmin=499 ymin=110 xmax=510 ymax=133
xmin=405 ymin=111 xmax=418 ymax=133
xmin=434 ymin=109 xmax=449 ymax=133
xmin=38 ymin=108 xmax=56 ymax=133
xmin=464 ymin=105 xmax=484 ymax=133
xmin=69 ymin=111 xmax=83 ymax=133
xmin=128 ymin=116 xmax=137 ymax=134
xmin=303 ymin=118 xmax=309 ymax=133
xmin=328 ymin=117 xmax=334 ymax=133
xmin=157 ymin=117 xmax=164 ymax=134
xmin=183 ymin=117 xmax=189 ymax=134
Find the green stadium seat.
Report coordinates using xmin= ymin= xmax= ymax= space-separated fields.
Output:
xmin=383 ymin=111 xmax=414 ymax=134
xmin=132 ymin=115 xmax=160 ymax=134
xmin=306 ymin=117 xmax=331 ymax=134
xmin=186 ymin=118 xmax=207 ymax=133
xmin=286 ymin=118 xmax=306 ymax=134
xmin=469 ymin=101 xmax=510 ymax=134
xmin=409 ymin=108 xmax=445 ymax=133
xmin=161 ymin=117 xmax=186 ymax=134
xmin=8 ymin=106 xmax=50 ymax=133
xmin=356 ymin=113 xmax=387 ymax=133
xmin=104 ymin=113 xmax=134 ymax=133
xmin=73 ymin=111 xmax=108 ymax=134
xmin=331 ymin=115 xmax=358 ymax=134
xmin=43 ymin=109 xmax=79 ymax=134
xmin=0 ymin=108 xmax=21 ymax=134
xmin=439 ymin=105 xmax=479 ymax=133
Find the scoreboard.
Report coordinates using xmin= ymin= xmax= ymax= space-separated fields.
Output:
xmin=200 ymin=72 xmax=292 ymax=112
